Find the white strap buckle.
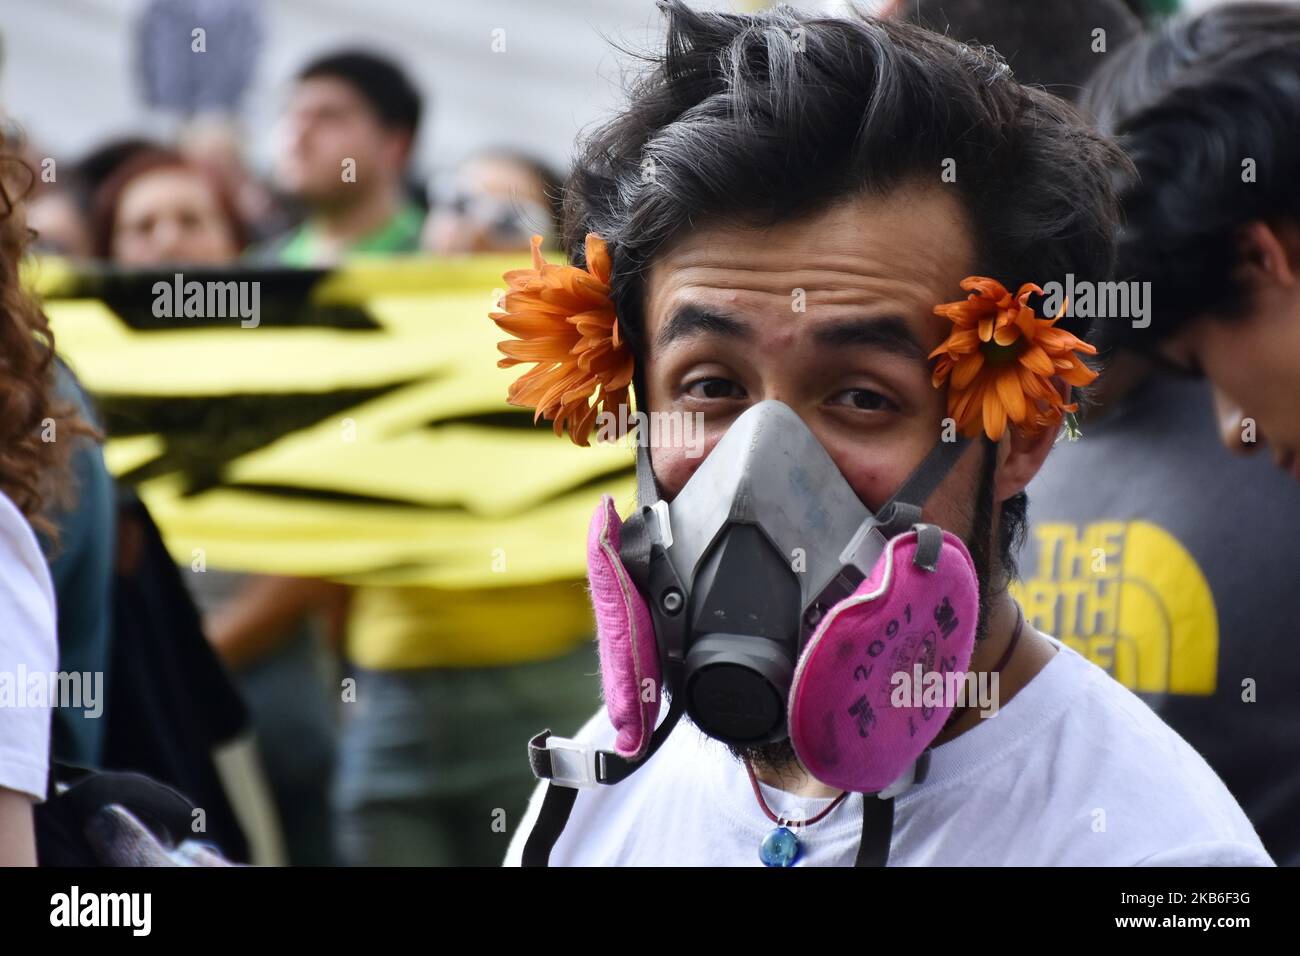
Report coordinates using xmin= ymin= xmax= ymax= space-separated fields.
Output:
xmin=877 ymin=750 xmax=932 ymax=799
xmin=545 ymin=736 xmax=601 ymax=789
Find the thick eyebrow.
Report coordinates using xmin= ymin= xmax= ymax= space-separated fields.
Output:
xmin=655 ymin=304 xmax=754 ymax=349
xmin=812 ymin=316 xmax=927 ymax=360
xmin=655 ymin=305 xmax=927 ymax=360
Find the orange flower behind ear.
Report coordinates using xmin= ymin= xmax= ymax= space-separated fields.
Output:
xmin=929 ymin=276 xmax=1098 ymax=441
xmin=490 ymin=233 xmax=633 ymax=446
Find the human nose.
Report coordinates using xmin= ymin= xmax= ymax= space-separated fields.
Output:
xmin=151 ymin=217 xmax=186 ymax=259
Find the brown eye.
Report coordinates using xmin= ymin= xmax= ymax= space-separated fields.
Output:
xmin=685 ymin=377 xmax=745 ymax=400
xmin=830 ymin=388 xmax=897 ymax=412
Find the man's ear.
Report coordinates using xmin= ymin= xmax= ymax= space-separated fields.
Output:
xmin=993 ymin=382 xmax=1070 ymax=503
xmin=1236 ymin=220 xmax=1298 ymax=288
xmin=383 ymin=129 xmax=415 ymax=174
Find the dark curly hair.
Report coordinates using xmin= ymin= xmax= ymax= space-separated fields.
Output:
xmin=0 ymin=151 xmax=93 ymax=542
xmin=559 ymin=0 xmax=1123 ymax=575
xmin=1080 ymin=1 xmax=1300 ymax=354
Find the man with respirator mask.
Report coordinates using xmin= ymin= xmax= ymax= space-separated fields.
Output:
xmin=493 ymin=3 xmax=1272 ymax=867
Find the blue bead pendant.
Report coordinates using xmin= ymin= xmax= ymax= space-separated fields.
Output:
xmin=759 ymin=826 xmax=802 ymax=867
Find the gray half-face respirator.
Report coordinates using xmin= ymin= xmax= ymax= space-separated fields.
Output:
xmin=523 ymin=400 xmax=980 ymax=866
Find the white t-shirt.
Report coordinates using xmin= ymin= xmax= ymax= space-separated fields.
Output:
xmin=505 ymin=637 xmax=1273 ymax=866
xmin=0 ymin=489 xmax=58 ymax=802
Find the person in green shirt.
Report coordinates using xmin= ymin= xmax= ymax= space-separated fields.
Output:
xmin=256 ymin=49 xmax=425 ymax=266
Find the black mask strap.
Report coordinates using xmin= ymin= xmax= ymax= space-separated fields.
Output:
xmin=856 ymin=750 xmax=931 ymax=866
xmin=635 ymin=440 xmax=660 ymax=508
xmin=521 ymin=680 xmax=685 ymax=867
xmin=875 ymin=437 xmax=973 ymax=538
xmin=855 ymin=796 xmax=895 ymax=866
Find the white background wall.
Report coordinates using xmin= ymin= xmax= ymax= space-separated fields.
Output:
xmin=0 ymin=0 xmax=821 ymax=182
xmin=0 ymin=0 xmax=1233 ymax=183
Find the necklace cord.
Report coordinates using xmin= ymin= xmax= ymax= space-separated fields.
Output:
xmin=745 ymin=761 xmax=849 ymax=828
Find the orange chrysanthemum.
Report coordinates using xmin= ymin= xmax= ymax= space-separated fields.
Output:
xmin=929 ymin=276 xmax=1098 ymax=442
xmin=490 ymin=233 xmax=633 ymax=446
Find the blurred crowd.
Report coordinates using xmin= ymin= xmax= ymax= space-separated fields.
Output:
xmin=19 ymin=51 xmax=563 ymax=266
xmin=0 ymin=0 xmax=1297 ymax=868
xmin=2 ymin=30 xmax=594 ymax=867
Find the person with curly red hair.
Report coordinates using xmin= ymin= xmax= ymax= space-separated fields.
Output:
xmin=0 ymin=148 xmax=89 ymax=865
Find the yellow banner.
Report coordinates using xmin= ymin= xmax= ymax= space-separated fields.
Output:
xmin=33 ymin=256 xmax=636 ymax=588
